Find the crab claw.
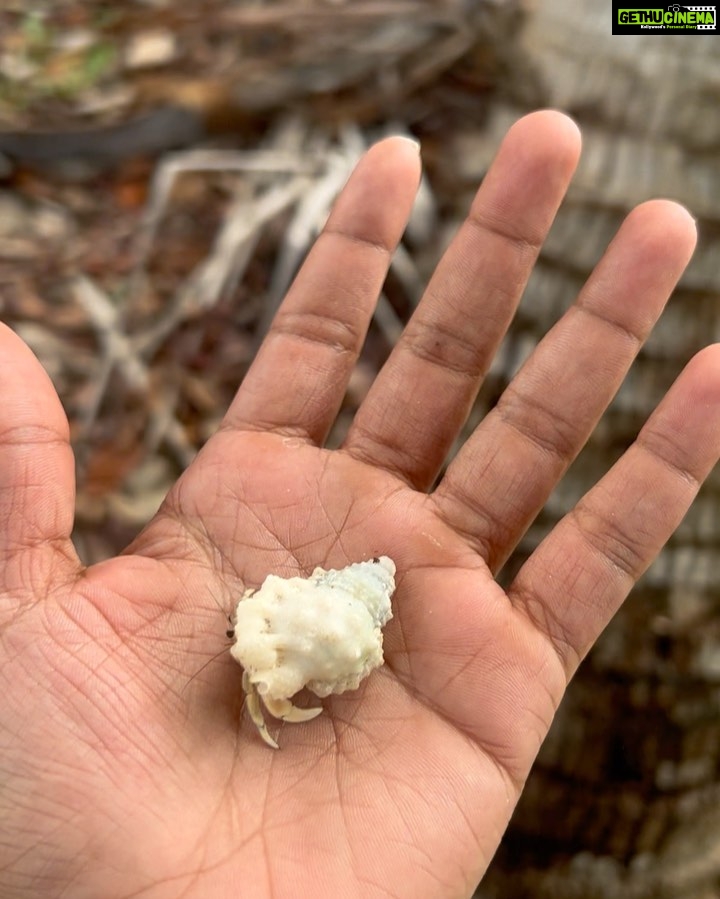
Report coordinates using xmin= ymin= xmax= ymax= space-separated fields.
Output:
xmin=264 ymin=697 xmax=323 ymax=723
xmin=242 ymin=671 xmax=323 ymax=748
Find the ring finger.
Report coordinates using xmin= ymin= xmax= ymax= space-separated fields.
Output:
xmin=433 ymin=199 xmax=697 ymax=571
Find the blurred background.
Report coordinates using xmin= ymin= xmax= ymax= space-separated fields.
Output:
xmin=0 ymin=1 xmax=718 ymax=896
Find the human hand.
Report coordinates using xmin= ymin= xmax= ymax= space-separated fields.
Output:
xmin=2 ymin=111 xmax=718 ymax=899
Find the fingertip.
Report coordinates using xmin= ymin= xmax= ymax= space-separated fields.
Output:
xmin=513 ymin=108 xmax=582 ymax=139
xmin=364 ymin=134 xmax=422 ymax=181
xmin=625 ymin=199 xmax=698 ymax=259
xmin=0 ymin=322 xmax=70 ymax=440
xmin=382 ymin=134 xmax=422 ymax=156
xmin=327 ymin=134 xmax=422 ymax=251
xmin=472 ymin=109 xmax=582 ymax=242
xmin=506 ymin=109 xmax=583 ymax=168
xmin=592 ymin=199 xmax=698 ymax=314
xmin=682 ymin=343 xmax=720 ymax=404
xmin=641 ymin=343 xmax=720 ymax=480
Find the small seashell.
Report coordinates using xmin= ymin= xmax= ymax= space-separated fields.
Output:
xmin=230 ymin=556 xmax=396 ymax=748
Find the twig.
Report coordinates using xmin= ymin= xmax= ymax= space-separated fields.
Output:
xmin=70 ymin=275 xmax=195 ymax=469
xmin=132 ymin=148 xmax=320 ymax=275
xmin=136 ymin=173 xmax=313 ymax=355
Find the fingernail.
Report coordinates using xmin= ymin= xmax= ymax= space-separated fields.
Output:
xmin=398 ymin=135 xmax=421 ymax=154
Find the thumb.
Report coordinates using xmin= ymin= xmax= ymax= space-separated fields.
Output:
xmin=0 ymin=324 xmax=79 ymax=608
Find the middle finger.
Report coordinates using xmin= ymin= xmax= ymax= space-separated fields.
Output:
xmin=342 ymin=111 xmax=581 ymax=487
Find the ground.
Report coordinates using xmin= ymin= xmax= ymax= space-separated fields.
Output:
xmin=0 ymin=0 xmax=511 ymax=563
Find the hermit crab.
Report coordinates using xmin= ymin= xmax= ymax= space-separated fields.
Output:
xmin=230 ymin=556 xmax=396 ymax=748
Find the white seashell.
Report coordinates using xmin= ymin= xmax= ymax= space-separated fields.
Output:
xmin=230 ymin=556 xmax=396 ymax=748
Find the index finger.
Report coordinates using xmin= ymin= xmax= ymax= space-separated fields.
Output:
xmin=223 ymin=137 xmax=421 ymax=444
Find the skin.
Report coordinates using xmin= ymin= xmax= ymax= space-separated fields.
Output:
xmin=0 ymin=110 xmax=718 ymax=899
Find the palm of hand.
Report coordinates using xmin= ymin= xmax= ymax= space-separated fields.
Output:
xmin=6 ymin=432 xmax=532 ymax=898
xmin=2 ymin=113 xmax=718 ymax=899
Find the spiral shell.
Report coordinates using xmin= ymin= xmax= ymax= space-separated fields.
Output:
xmin=230 ymin=556 xmax=396 ymax=747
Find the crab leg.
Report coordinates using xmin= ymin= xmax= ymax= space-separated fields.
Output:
xmin=242 ymin=671 xmax=279 ymax=749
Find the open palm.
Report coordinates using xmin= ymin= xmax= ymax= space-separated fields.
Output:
xmin=2 ymin=112 xmax=719 ymax=899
